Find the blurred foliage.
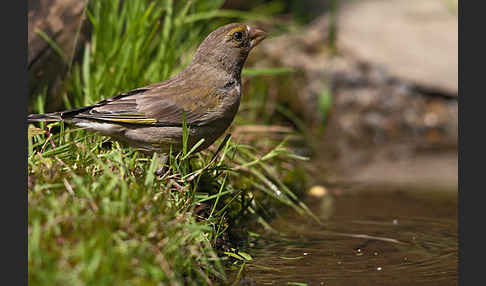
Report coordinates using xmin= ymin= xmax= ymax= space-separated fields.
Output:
xmin=224 ymin=0 xmax=335 ymax=24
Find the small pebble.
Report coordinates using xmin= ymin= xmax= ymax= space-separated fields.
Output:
xmin=308 ymin=185 xmax=328 ymax=197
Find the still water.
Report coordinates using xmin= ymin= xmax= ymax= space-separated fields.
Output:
xmin=231 ymin=188 xmax=457 ymax=286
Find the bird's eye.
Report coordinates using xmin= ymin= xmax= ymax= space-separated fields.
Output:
xmin=233 ymin=31 xmax=243 ymax=41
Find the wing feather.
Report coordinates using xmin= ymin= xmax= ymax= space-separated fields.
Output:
xmin=73 ymin=76 xmax=224 ymax=126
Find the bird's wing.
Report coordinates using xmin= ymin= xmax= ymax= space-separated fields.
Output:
xmin=73 ymin=80 xmax=223 ymax=126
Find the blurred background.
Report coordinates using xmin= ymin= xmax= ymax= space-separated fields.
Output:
xmin=28 ymin=0 xmax=458 ymax=284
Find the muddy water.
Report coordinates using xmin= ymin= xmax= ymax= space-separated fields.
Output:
xmin=233 ymin=189 xmax=457 ymax=285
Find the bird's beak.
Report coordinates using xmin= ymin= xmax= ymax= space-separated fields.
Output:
xmin=248 ymin=26 xmax=267 ymax=49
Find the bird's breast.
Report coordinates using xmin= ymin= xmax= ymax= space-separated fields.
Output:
xmin=217 ymin=82 xmax=241 ymax=121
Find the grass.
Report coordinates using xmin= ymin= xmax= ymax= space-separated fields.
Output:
xmin=28 ymin=0 xmax=315 ymax=284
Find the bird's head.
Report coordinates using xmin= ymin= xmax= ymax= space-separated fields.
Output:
xmin=191 ymin=23 xmax=267 ymax=76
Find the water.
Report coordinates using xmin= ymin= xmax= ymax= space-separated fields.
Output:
xmin=231 ymin=188 xmax=457 ymax=285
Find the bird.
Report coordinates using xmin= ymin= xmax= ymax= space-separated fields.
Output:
xmin=28 ymin=23 xmax=266 ymax=174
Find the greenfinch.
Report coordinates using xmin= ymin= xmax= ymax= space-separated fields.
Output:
xmin=28 ymin=23 xmax=266 ymax=172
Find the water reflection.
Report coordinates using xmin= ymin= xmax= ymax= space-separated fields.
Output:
xmin=233 ymin=189 xmax=457 ymax=286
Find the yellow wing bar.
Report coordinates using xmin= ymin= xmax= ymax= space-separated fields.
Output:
xmin=99 ymin=116 xmax=157 ymax=124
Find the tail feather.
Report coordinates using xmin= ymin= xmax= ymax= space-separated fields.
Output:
xmin=28 ymin=105 xmax=95 ymax=123
xmin=28 ymin=112 xmax=63 ymax=123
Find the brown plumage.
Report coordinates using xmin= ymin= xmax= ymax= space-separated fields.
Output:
xmin=28 ymin=23 xmax=266 ymax=160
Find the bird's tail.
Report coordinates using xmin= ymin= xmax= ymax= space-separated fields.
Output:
xmin=28 ymin=105 xmax=95 ymax=123
xmin=28 ymin=112 xmax=63 ymax=123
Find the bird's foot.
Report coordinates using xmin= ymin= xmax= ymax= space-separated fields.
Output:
xmin=155 ymin=166 xmax=167 ymax=177
xmin=154 ymin=153 xmax=168 ymax=177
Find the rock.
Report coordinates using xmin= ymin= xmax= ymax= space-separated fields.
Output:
xmin=28 ymin=0 xmax=88 ymax=111
xmin=337 ymin=0 xmax=458 ymax=96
